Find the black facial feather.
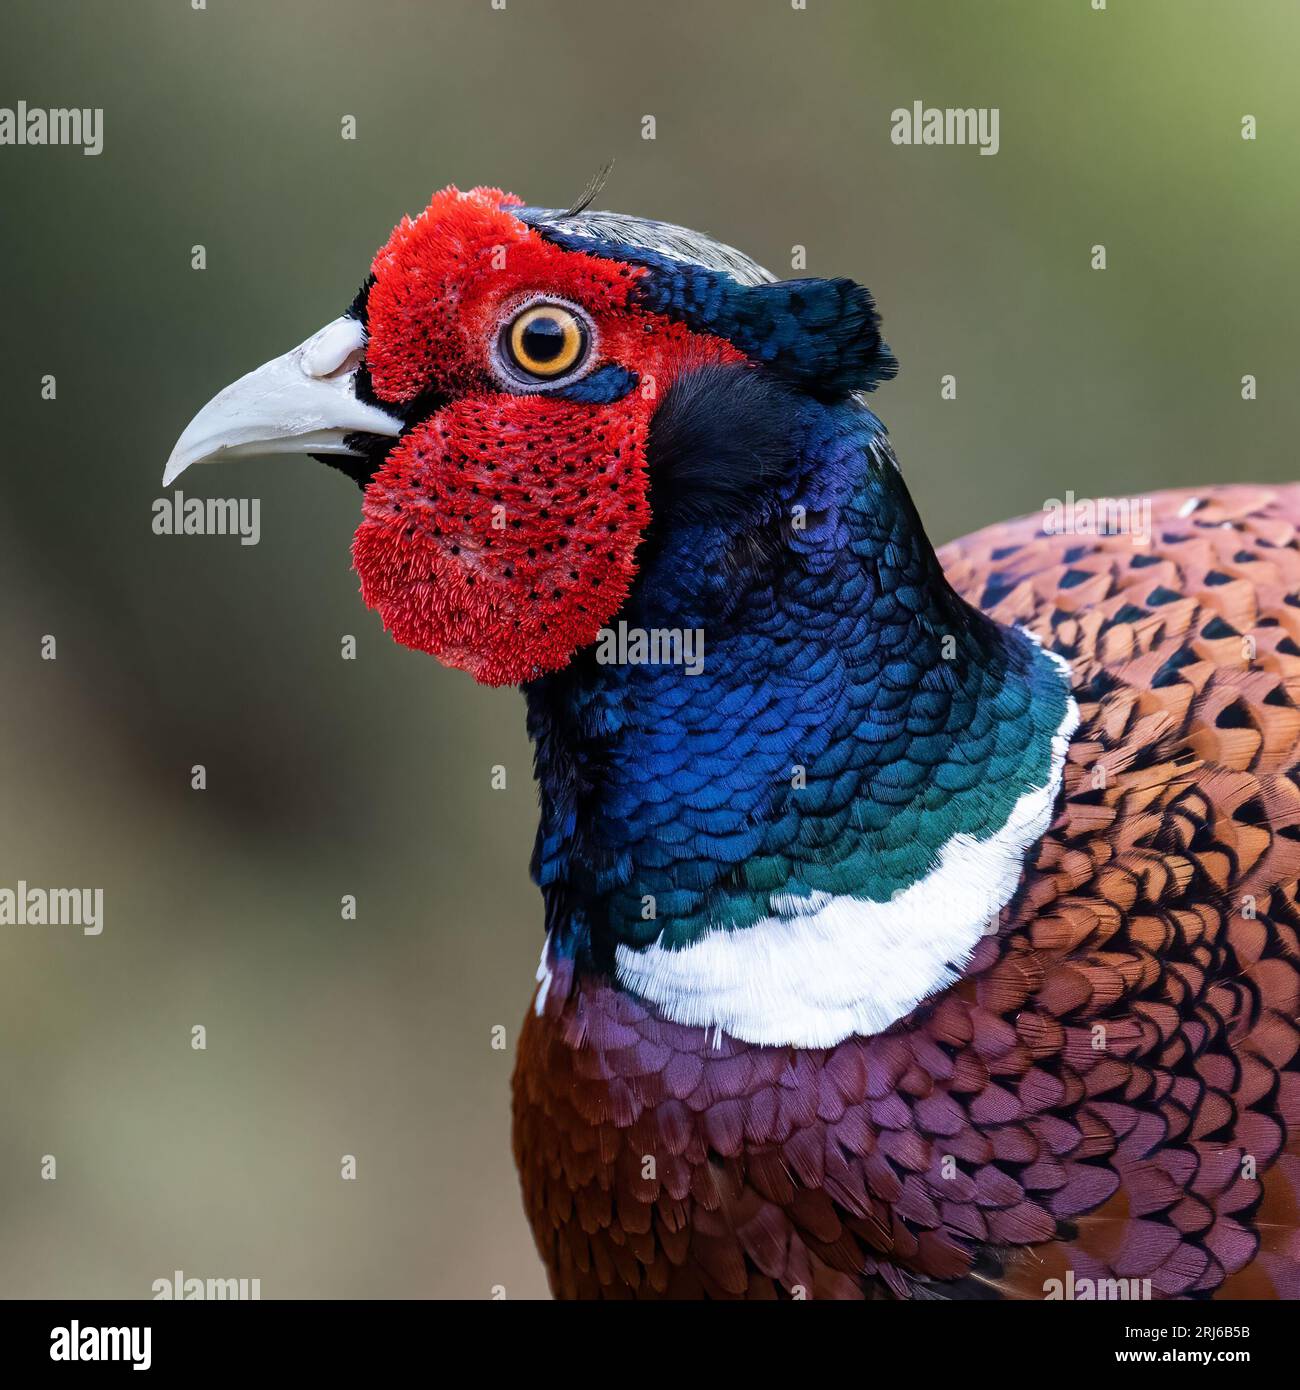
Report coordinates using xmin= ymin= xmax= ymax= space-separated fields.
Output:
xmin=315 ymin=285 xmax=450 ymax=488
xmin=345 ymin=273 xmax=375 ymax=325
xmin=644 ymin=363 xmax=798 ymax=532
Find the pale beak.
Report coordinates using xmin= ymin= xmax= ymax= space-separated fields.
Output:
xmin=162 ymin=316 xmax=404 ymax=486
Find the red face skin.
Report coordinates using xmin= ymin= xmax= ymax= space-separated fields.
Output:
xmin=352 ymin=185 xmax=743 ymax=685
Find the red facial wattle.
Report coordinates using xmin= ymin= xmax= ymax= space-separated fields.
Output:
xmin=350 ymin=184 xmax=742 ymax=685
xmin=353 ymin=393 xmax=654 ymax=685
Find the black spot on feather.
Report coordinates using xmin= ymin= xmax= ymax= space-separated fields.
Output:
xmin=1235 ymin=795 xmax=1267 ymax=825
xmin=1216 ymin=699 xmax=1252 ymax=729
xmin=1110 ymin=603 xmax=1148 ymax=625
xmin=1072 ymin=668 xmax=1120 ymax=702
xmin=980 ymin=572 xmax=1020 ymax=608
xmin=1153 ymin=645 xmax=1198 ymax=688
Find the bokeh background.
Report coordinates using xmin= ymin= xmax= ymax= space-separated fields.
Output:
xmin=0 ymin=0 xmax=1295 ymax=1299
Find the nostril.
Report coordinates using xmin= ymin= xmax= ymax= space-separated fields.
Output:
xmin=323 ymin=347 xmax=366 ymax=380
xmin=302 ymin=317 xmax=368 ymax=379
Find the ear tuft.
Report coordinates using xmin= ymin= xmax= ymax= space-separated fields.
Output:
xmin=633 ymin=262 xmax=897 ymax=400
xmin=729 ymin=278 xmax=898 ymax=399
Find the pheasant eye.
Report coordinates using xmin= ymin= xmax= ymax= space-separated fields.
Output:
xmin=502 ymin=303 xmax=589 ymax=382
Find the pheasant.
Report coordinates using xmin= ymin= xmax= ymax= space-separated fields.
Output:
xmin=165 ymin=185 xmax=1300 ymax=1300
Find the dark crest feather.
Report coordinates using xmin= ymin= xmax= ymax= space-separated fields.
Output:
xmin=560 ymin=160 xmax=615 ymax=219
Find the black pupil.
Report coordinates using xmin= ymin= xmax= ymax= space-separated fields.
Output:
xmin=520 ymin=314 xmax=568 ymax=364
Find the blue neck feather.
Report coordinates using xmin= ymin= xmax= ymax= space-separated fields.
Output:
xmin=523 ymin=378 xmax=1071 ymax=974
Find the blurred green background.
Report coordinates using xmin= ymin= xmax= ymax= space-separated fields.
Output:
xmin=0 ymin=0 xmax=1295 ymax=1299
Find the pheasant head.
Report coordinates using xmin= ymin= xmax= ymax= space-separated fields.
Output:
xmin=165 ymin=184 xmax=896 ymax=684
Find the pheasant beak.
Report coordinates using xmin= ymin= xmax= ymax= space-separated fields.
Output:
xmin=162 ymin=316 xmax=403 ymax=486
